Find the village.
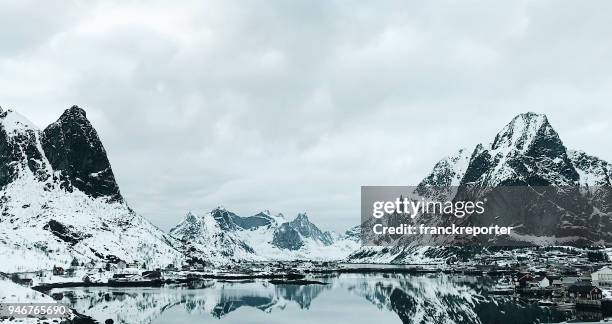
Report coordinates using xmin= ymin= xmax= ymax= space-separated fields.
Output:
xmin=451 ymin=247 xmax=612 ymax=314
xmin=3 ymin=247 xmax=612 ymax=321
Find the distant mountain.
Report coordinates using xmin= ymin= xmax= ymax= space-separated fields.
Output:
xmin=348 ymin=112 xmax=612 ymax=263
xmin=272 ymin=213 xmax=334 ymax=250
xmin=169 ymin=209 xmax=259 ymax=265
xmin=0 ymin=106 xmax=183 ymax=272
xmin=170 ymin=208 xmax=358 ymax=265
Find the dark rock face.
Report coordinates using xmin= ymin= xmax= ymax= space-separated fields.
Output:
xmin=43 ymin=219 xmax=92 ymax=245
xmin=211 ymin=208 xmax=275 ymax=231
xmin=211 ymin=208 xmax=242 ymax=231
xmin=234 ymin=212 xmax=274 ymax=230
xmin=272 ymin=223 xmax=304 ymax=250
xmin=41 ymin=106 xmax=122 ymax=202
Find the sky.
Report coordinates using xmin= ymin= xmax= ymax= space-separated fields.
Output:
xmin=1 ymin=0 xmax=611 ymax=232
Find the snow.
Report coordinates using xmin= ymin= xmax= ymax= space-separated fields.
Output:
xmin=568 ymin=149 xmax=611 ymax=186
xmin=0 ymin=276 xmax=75 ymax=323
xmin=0 ymin=278 xmax=54 ymax=303
xmin=171 ymin=210 xmax=359 ymax=265
xmin=0 ymin=110 xmax=38 ymax=138
xmin=492 ymin=112 xmax=547 ymax=153
xmin=0 ymin=162 xmax=184 ymax=272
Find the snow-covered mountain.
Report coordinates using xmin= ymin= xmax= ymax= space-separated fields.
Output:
xmin=460 ymin=112 xmax=579 ymax=188
xmin=4 ymin=107 xmax=610 ymax=269
xmin=0 ymin=106 xmax=183 ymax=272
xmin=348 ymin=112 xmax=612 ymax=263
xmin=568 ymin=149 xmax=612 ymax=186
xmin=170 ymin=207 xmax=358 ymax=265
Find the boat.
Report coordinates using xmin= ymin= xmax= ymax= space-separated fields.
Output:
xmin=537 ymin=299 xmax=556 ymax=306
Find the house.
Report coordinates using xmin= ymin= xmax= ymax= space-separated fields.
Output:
xmin=517 ymin=274 xmax=535 ymax=287
xmin=535 ymin=276 xmax=550 ymax=288
xmin=591 ymin=266 xmax=612 ymax=287
xmin=567 ymin=284 xmax=603 ymax=300
xmin=116 ymin=260 xmax=127 ymax=270
xmin=127 ymin=261 xmax=140 ymax=269
xmin=53 ymin=266 xmax=65 ymax=276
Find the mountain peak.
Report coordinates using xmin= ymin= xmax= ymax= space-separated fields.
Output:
xmin=0 ymin=108 xmax=38 ymax=136
xmin=211 ymin=206 xmax=227 ymax=213
xmin=185 ymin=211 xmax=198 ymax=222
xmin=41 ymin=105 xmax=123 ymax=202
xmin=458 ymin=111 xmax=578 ymax=187
xmin=0 ymin=107 xmax=47 ymax=188
xmin=62 ymin=105 xmax=87 ymax=119
xmin=491 ymin=112 xmax=550 ymax=152
xmin=419 ymin=148 xmax=471 ymax=187
xmin=295 ymin=212 xmax=309 ymax=221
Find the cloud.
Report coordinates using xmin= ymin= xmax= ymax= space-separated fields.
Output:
xmin=1 ymin=0 xmax=611 ymax=231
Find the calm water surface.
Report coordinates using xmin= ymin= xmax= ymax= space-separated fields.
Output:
xmin=49 ymin=273 xmax=602 ymax=324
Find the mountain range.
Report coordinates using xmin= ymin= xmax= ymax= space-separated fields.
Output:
xmin=0 ymin=106 xmax=356 ymax=271
xmin=169 ymin=208 xmax=358 ymax=266
xmin=1 ymin=106 xmax=611 ymax=270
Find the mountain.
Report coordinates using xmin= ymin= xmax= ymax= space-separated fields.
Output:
xmin=461 ymin=112 xmax=579 ymax=188
xmin=0 ymin=106 xmax=183 ymax=272
xmin=169 ymin=209 xmax=258 ymax=266
xmin=170 ymin=208 xmax=358 ymax=265
xmin=41 ymin=106 xmax=123 ymax=202
xmin=272 ymin=213 xmax=334 ymax=250
xmin=348 ymin=112 xmax=612 ymax=263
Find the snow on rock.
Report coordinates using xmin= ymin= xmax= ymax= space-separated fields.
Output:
xmin=171 ymin=208 xmax=359 ymax=265
xmin=461 ymin=112 xmax=579 ymax=187
xmin=0 ymin=109 xmax=37 ymax=138
xmin=419 ymin=148 xmax=471 ymax=187
xmin=0 ymin=106 xmax=184 ymax=272
xmin=568 ymin=149 xmax=612 ymax=186
xmin=348 ymin=112 xmax=612 ymax=263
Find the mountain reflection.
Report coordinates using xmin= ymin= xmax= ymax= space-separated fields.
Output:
xmin=51 ymin=274 xmax=576 ymax=324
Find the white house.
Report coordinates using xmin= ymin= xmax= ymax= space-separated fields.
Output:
xmin=536 ymin=276 xmax=550 ymax=288
xmin=116 ymin=260 xmax=127 ymax=270
xmin=592 ymin=267 xmax=612 ymax=287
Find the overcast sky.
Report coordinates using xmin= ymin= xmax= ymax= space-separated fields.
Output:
xmin=1 ymin=0 xmax=611 ymax=232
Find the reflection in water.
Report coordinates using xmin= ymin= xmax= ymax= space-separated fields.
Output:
xmin=51 ymin=274 xmax=582 ymax=324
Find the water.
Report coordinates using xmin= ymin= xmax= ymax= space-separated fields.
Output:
xmin=49 ymin=273 xmax=596 ymax=324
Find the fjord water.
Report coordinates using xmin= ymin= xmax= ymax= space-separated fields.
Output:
xmin=52 ymin=274 xmax=585 ymax=324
